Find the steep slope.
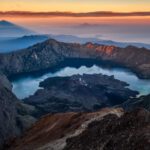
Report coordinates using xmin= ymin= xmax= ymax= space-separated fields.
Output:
xmin=0 ymin=74 xmax=36 ymax=149
xmin=0 ymin=39 xmax=150 ymax=79
xmin=7 ymin=108 xmax=150 ymax=150
xmin=0 ymin=77 xmax=20 ymax=149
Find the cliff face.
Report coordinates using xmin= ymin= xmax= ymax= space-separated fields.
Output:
xmin=7 ymin=108 xmax=150 ymax=150
xmin=0 ymin=81 xmax=20 ymax=149
xmin=0 ymin=39 xmax=150 ymax=79
xmin=0 ymin=74 xmax=36 ymax=149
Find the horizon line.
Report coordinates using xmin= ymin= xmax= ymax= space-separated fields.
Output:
xmin=0 ymin=11 xmax=150 ymax=17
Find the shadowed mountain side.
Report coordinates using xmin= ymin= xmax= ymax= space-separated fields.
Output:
xmin=0 ymin=74 xmax=37 ymax=149
xmin=0 ymin=73 xmax=36 ymax=149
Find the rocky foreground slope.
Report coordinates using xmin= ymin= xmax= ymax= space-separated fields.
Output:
xmin=64 ymin=108 xmax=150 ymax=150
xmin=0 ymin=39 xmax=150 ymax=79
xmin=7 ymin=108 xmax=150 ymax=150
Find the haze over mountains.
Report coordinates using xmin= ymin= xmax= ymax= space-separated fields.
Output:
xmin=0 ymin=35 xmax=48 ymax=52
xmin=0 ymin=20 xmax=150 ymax=53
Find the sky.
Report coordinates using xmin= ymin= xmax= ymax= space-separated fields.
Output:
xmin=0 ymin=0 xmax=150 ymax=12
xmin=0 ymin=0 xmax=150 ymax=43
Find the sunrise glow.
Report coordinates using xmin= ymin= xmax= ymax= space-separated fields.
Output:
xmin=0 ymin=0 xmax=150 ymax=12
xmin=0 ymin=0 xmax=150 ymax=43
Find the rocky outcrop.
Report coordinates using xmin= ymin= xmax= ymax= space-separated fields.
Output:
xmin=64 ymin=108 xmax=150 ymax=150
xmin=0 ymin=39 xmax=150 ymax=79
xmin=122 ymin=94 xmax=150 ymax=111
xmin=24 ymin=74 xmax=138 ymax=117
xmin=7 ymin=108 xmax=150 ymax=150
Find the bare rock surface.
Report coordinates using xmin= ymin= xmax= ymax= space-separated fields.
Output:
xmin=64 ymin=108 xmax=150 ymax=150
xmin=24 ymin=74 xmax=138 ymax=117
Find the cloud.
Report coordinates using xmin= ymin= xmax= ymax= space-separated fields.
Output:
xmin=0 ymin=11 xmax=150 ymax=17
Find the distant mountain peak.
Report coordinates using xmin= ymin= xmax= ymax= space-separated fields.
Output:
xmin=0 ymin=20 xmax=9 ymax=23
xmin=0 ymin=20 xmax=36 ymax=37
xmin=0 ymin=20 xmax=14 ymax=26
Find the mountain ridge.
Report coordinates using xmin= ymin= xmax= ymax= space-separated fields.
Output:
xmin=0 ymin=38 xmax=150 ymax=79
xmin=1 ymin=33 xmax=150 ymax=53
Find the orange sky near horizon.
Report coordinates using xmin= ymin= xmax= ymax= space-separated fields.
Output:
xmin=1 ymin=16 xmax=150 ymax=26
xmin=0 ymin=0 xmax=150 ymax=25
xmin=0 ymin=0 xmax=150 ymax=43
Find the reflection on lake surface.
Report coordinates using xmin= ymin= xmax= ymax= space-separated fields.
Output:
xmin=12 ymin=65 xmax=150 ymax=99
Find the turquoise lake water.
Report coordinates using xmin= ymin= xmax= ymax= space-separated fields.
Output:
xmin=12 ymin=65 xmax=150 ymax=99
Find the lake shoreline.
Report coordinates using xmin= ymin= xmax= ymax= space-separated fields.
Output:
xmin=11 ymin=59 xmax=150 ymax=99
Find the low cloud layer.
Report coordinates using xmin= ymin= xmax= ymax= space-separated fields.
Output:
xmin=0 ymin=11 xmax=150 ymax=17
